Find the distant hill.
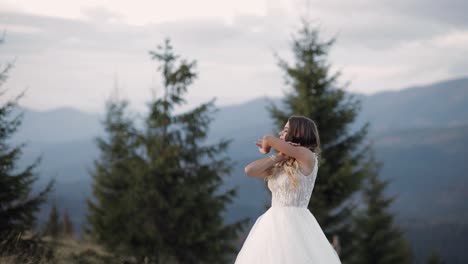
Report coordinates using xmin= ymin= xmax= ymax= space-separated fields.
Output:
xmin=355 ymin=77 xmax=468 ymax=134
xmin=14 ymin=107 xmax=104 ymax=144
xmin=14 ymin=76 xmax=468 ymax=264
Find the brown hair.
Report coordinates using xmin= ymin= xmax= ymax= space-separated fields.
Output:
xmin=285 ymin=115 xmax=321 ymax=156
xmin=268 ymin=115 xmax=321 ymax=187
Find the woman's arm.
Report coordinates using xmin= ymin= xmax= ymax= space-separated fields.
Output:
xmin=261 ymin=135 xmax=313 ymax=165
xmin=244 ymin=153 xmax=288 ymax=178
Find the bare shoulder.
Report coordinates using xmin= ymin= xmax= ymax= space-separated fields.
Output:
xmin=297 ymin=148 xmax=316 ymax=176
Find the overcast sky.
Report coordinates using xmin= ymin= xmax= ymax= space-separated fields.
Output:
xmin=0 ymin=0 xmax=467 ymax=114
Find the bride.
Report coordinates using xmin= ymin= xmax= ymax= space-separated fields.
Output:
xmin=234 ymin=116 xmax=341 ymax=264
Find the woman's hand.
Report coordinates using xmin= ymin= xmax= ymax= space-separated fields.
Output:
xmin=256 ymin=138 xmax=271 ymax=154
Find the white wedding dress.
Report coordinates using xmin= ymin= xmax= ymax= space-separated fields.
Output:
xmin=234 ymin=154 xmax=341 ymax=264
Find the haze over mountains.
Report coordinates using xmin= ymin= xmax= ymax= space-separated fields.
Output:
xmin=14 ymin=76 xmax=468 ymax=264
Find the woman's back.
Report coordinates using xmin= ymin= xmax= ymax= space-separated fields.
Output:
xmin=267 ymin=154 xmax=318 ymax=208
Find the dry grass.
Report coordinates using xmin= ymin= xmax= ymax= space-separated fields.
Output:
xmin=1 ymin=233 xmax=186 ymax=263
xmin=0 ymin=232 xmax=116 ymax=264
xmin=0 ymin=232 xmax=53 ymax=264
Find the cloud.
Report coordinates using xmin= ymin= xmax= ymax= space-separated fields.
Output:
xmin=297 ymin=0 xmax=468 ymax=49
xmin=387 ymin=0 xmax=468 ymax=28
xmin=81 ymin=6 xmax=125 ymax=24
xmin=0 ymin=10 xmax=291 ymax=113
xmin=0 ymin=2 xmax=467 ymax=113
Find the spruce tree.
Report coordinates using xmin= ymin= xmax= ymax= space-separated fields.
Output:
xmin=350 ymin=152 xmax=412 ymax=264
xmin=268 ymin=21 xmax=369 ymax=260
xmin=43 ymin=202 xmax=61 ymax=238
xmin=63 ymin=209 xmax=74 ymax=238
xmin=0 ymin=38 xmax=53 ymax=238
xmin=87 ymin=39 xmax=247 ymax=263
xmin=86 ymin=97 xmax=139 ymax=250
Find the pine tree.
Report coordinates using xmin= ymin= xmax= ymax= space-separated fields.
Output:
xmin=350 ymin=152 xmax=412 ymax=264
xmin=43 ymin=202 xmax=61 ymax=238
xmin=268 ymin=20 xmax=369 ymax=260
xmin=86 ymin=97 xmax=139 ymax=250
xmin=87 ymin=39 xmax=247 ymax=263
xmin=426 ymin=250 xmax=446 ymax=264
xmin=62 ymin=208 xmax=74 ymax=238
xmin=0 ymin=37 xmax=53 ymax=238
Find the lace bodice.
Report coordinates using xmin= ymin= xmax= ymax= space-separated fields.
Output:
xmin=267 ymin=154 xmax=318 ymax=208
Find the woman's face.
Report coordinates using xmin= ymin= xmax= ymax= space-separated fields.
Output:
xmin=278 ymin=121 xmax=289 ymax=141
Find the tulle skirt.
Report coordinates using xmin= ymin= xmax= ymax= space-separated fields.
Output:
xmin=234 ymin=206 xmax=341 ymax=264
